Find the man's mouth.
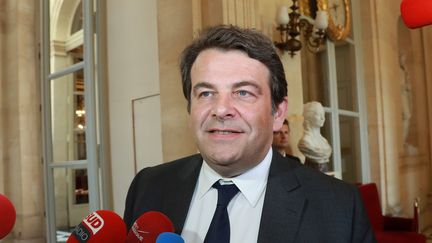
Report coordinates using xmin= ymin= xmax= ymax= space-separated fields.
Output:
xmin=208 ymin=129 xmax=242 ymax=134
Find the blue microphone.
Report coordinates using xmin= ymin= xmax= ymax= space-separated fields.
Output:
xmin=155 ymin=232 xmax=184 ymax=243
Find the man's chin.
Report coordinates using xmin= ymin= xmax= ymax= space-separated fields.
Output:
xmin=207 ymin=155 xmax=239 ymax=165
xmin=205 ymin=160 xmax=243 ymax=177
xmin=201 ymin=150 xmax=241 ymax=165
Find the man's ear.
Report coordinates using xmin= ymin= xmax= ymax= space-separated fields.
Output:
xmin=273 ymin=97 xmax=288 ymax=131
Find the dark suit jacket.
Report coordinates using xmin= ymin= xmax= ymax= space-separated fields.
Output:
xmin=124 ymin=151 xmax=376 ymax=242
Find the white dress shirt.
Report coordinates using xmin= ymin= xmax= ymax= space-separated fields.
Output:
xmin=181 ymin=148 xmax=273 ymax=243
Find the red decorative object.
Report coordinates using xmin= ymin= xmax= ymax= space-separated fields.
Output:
xmin=401 ymin=0 xmax=432 ymax=29
xmin=358 ymin=183 xmax=427 ymax=243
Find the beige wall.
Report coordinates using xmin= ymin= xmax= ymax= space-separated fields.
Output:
xmin=158 ymin=0 xmax=197 ymax=162
xmin=106 ymin=0 xmax=163 ymax=215
xmin=423 ymin=25 xmax=432 ymax=235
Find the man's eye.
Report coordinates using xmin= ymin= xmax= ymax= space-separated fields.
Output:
xmin=199 ymin=91 xmax=212 ymax=98
xmin=236 ymin=90 xmax=250 ymax=96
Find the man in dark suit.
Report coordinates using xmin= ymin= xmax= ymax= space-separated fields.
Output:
xmin=273 ymin=119 xmax=292 ymax=157
xmin=124 ymin=25 xmax=375 ymax=243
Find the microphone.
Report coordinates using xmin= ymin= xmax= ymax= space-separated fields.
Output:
xmin=401 ymin=0 xmax=432 ymax=29
xmin=126 ymin=211 xmax=175 ymax=243
xmin=67 ymin=210 xmax=127 ymax=243
xmin=156 ymin=232 xmax=184 ymax=243
xmin=0 ymin=194 xmax=16 ymax=239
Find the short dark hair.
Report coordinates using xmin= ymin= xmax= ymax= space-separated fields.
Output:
xmin=179 ymin=24 xmax=287 ymax=113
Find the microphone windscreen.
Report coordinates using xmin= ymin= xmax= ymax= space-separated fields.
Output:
xmin=0 ymin=194 xmax=16 ymax=239
xmin=127 ymin=211 xmax=175 ymax=243
xmin=66 ymin=210 xmax=127 ymax=243
xmin=156 ymin=232 xmax=185 ymax=243
xmin=401 ymin=0 xmax=432 ymax=28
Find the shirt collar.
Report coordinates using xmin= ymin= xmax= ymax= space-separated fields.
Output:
xmin=196 ymin=148 xmax=273 ymax=207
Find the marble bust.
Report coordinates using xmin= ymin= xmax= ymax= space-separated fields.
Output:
xmin=298 ymin=101 xmax=332 ymax=172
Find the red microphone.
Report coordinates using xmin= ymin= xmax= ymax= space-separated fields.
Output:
xmin=0 ymin=194 xmax=16 ymax=239
xmin=67 ymin=210 xmax=127 ymax=243
xmin=401 ymin=0 xmax=432 ymax=28
xmin=126 ymin=211 xmax=175 ymax=243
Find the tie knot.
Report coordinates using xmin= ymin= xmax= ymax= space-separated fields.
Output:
xmin=213 ymin=181 xmax=239 ymax=207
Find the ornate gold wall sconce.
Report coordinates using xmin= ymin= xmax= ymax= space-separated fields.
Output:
xmin=274 ymin=0 xmax=328 ymax=57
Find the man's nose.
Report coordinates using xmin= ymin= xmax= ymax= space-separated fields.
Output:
xmin=212 ymin=94 xmax=236 ymax=120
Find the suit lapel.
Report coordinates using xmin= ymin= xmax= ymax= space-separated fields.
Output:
xmin=164 ymin=154 xmax=203 ymax=234
xmin=258 ymin=152 xmax=306 ymax=243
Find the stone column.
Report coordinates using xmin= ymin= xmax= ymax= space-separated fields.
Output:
xmin=1 ymin=0 xmax=45 ymax=242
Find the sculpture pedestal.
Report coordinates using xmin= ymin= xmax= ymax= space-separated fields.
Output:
xmin=304 ymin=158 xmax=329 ymax=173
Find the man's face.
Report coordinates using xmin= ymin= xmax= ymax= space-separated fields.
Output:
xmin=189 ymin=48 xmax=287 ymax=177
xmin=272 ymin=124 xmax=290 ymax=149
